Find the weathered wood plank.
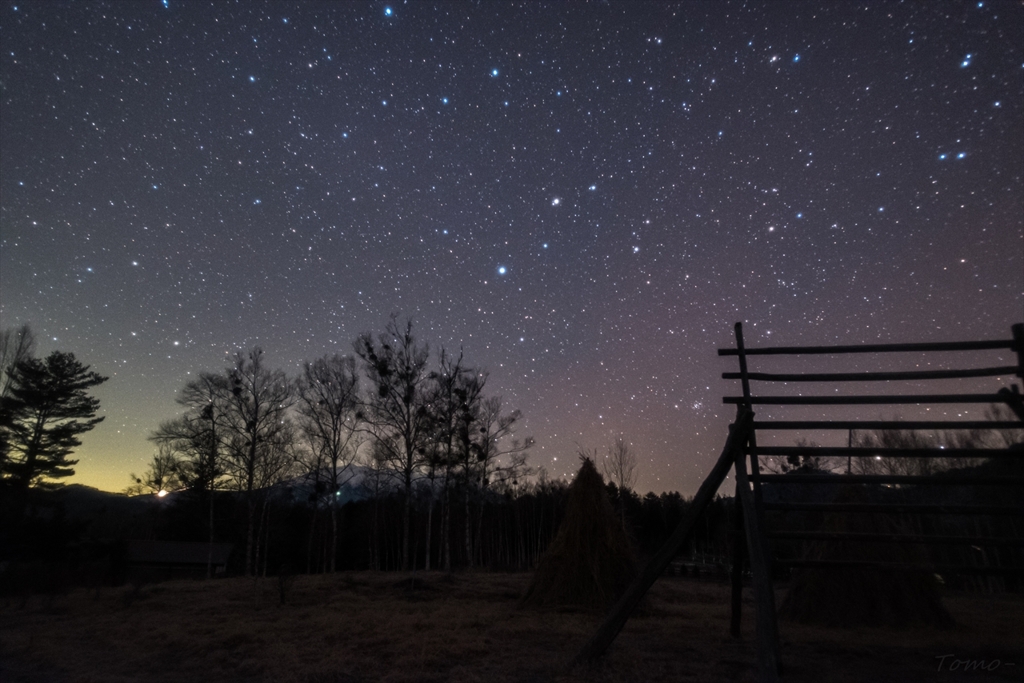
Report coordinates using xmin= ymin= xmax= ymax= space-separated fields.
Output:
xmin=723 ymin=366 xmax=1018 ymax=382
xmin=762 ymin=502 xmax=1024 ymax=515
xmin=734 ymin=434 xmax=782 ymax=683
xmin=753 ymin=420 xmax=1022 ymax=430
xmin=719 ymin=338 xmax=1014 ymax=356
xmin=758 ymin=473 xmax=1024 ymax=486
xmin=752 ymin=446 xmax=1019 ymax=459
xmin=724 ymin=393 xmax=1015 ymax=405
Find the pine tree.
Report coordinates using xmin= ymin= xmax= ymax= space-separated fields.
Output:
xmin=1 ymin=351 xmax=107 ymax=491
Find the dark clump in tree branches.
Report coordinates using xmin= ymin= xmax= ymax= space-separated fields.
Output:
xmin=355 ymin=317 xmax=432 ymax=572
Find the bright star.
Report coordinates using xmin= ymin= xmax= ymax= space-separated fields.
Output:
xmin=957 ymin=152 xmax=965 ymax=159
xmin=589 ymin=185 xmax=596 ymax=191
xmin=551 ymin=197 xmax=561 ymax=206
xmin=497 ymin=266 xmax=507 ymax=275
xmin=384 ymin=7 xmax=392 ymax=16
xmin=491 ymin=68 xmax=499 ymax=77
xmin=939 ymin=153 xmax=947 ymax=160
xmin=442 ymin=97 xmax=448 ymax=104
xmin=793 ymin=54 xmax=801 ymax=62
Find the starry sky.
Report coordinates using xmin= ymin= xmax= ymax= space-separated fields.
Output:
xmin=1 ymin=1 xmax=1022 ymax=495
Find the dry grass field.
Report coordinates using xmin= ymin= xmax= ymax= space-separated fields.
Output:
xmin=1 ymin=572 xmax=1021 ymax=683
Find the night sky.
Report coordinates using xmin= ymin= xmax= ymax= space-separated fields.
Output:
xmin=1 ymin=1 xmax=1021 ymax=495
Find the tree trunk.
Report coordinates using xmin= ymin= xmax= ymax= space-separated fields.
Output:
xmin=424 ymin=489 xmax=434 ymax=571
xmin=402 ymin=477 xmax=412 ymax=571
xmin=464 ymin=487 xmax=473 ymax=567
xmin=441 ymin=485 xmax=452 ymax=572
xmin=307 ymin=499 xmax=319 ymax=574
xmin=206 ymin=491 xmax=215 ymax=579
xmin=330 ymin=497 xmax=338 ymax=573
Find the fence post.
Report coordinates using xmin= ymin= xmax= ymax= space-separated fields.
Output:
xmin=735 ymin=434 xmax=782 ymax=683
xmin=730 ymin=479 xmax=746 ymax=638
xmin=1012 ymin=323 xmax=1023 ymax=378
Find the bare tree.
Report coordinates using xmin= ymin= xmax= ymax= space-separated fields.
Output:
xmin=852 ymin=427 xmax=939 ymax=476
xmin=360 ymin=440 xmax=396 ymax=571
xmin=126 ymin=444 xmax=182 ymax=496
xmin=424 ymin=348 xmax=476 ymax=571
xmin=0 ymin=324 xmax=35 ymax=399
xmin=0 ymin=324 xmax=36 ymax=475
xmin=150 ymin=372 xmax=230 ymax=578
xmin=463 ymin=394 xmax=533 ymax=566
xmin=295 ymin=353 xmax=362 ymax=572
xmin=251 ymin=419 xmax=298 ymax=577
xmin=602 ymin=437 xmax=638 ymax=531
xmin=355 ymin=318 xmax=431 ymax=571
xmin=852 ymin=405 xmax=1024 ymax=475
xmin=220 ymin=348 xmax=295 ymax=576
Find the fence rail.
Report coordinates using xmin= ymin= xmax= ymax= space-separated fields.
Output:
xmin=719 ymin=321 xmax=1023 ymax=682
xmin=718 ymin=338 xmax=1017 ymax=356
xmin=724 ymin=393 xmax=1015 ymax=405
xmin=762 ymin=501 xmax=1024 ymax=515
xmin=575 ymin=323 xmax=1022 ymax=683
xmin=723 ymin=366 xmax=1018 ymax=382
xmin=752 ymin=420 xmax=1023 ymax=430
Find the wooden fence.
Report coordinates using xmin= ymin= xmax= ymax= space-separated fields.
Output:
xmin=574 ymin=322 xmax=1023 ymax=683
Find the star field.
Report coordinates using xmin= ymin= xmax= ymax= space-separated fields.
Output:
xmin=1 ymin=1 xmax=1021 ymax=493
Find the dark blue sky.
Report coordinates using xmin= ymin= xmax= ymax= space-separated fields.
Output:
xmin=1 ymin=1 xmax=1021 ymax=493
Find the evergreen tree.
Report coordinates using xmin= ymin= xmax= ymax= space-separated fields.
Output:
xmin=0 ymin=351 xmax=107 ymax=491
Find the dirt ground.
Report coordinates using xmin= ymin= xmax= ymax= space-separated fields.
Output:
xmin=1 ymin=572 xmax=1021 ymax=683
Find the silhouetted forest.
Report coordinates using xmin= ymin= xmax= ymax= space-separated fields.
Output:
xmin=1 ymin=320 xmax=738 ymax=591
xmin=2 ymin=321 xmax=1020 ymax=595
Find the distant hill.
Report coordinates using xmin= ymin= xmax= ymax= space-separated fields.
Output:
xmin=54 ymin=484 xmax=165 ymax=518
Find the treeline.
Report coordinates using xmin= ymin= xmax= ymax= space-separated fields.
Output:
xmin=1 ymin=319 xmax=739 ymax=584
xmin=126 ymin=475 xmax=737 ymax=577
xmin=135 ymin=316 xmax=736 ymax=576
xmin=125 ymin=317 xmax=539 ymax=576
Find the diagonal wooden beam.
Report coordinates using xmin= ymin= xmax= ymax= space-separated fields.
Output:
xmin=570 ymin=409 xmax=753 ymax=666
